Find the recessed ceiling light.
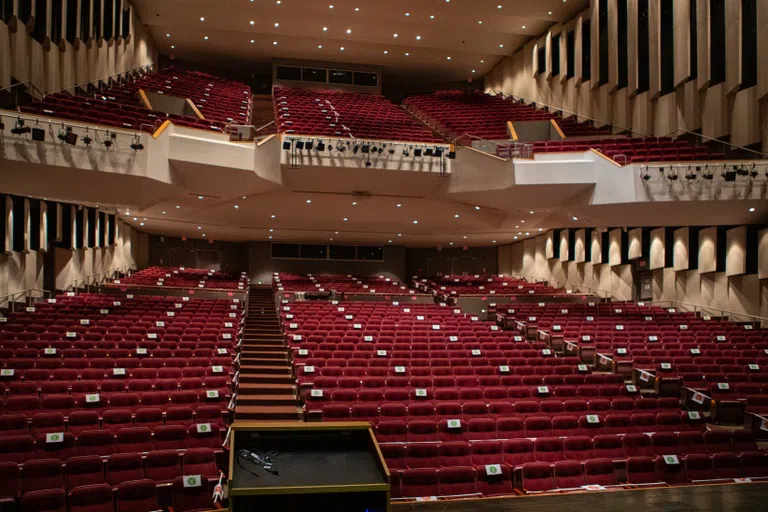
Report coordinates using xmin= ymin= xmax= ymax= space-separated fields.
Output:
xmin=572 ymin=216 xmax=578 ymax=221
xmin=749 ymin=207 xmax=756 ymax=212
xmin=166 ymin=33 xmax=170 ymax=37
xmin=273 ymin=41 xmax=278 ymax=45
xmin=355 ymin=7 xmax=360 ymax=11
xmin=539 ymin=228 xmax=543 ymax=231
xmin=271 ymin=214 xmax=276 ymax=218
xmin=472 ymin=69 xmax=476 ymax=73
xmin=463 ymin=236 xmax=467 ymax=239
xmin=548 ymin=11 xmax=552 ymax=14
xmin=430 ymin=15 xmax=435 ymax=19
xmin=454 ymin=214 xmax=460 ymax=218
xmin=234 ymin=205 xmax=239 ymax=209
xmin=447 ymin=56 xmax=451 ymax=60
xmin=242 ymin=196 xmax=246 ymax=199
xmin=493 ymin=240 xmax=497 ymax=243
xmin=204 ymin=36 xmax=208 ymax=40
xmin=413 ymin=220 xmax=418 ymax=224
xmin=352 ymin=201 xmax=357 ymax=205
xmin=140 ymin=222 xmax=144 ymax=226
xmin=249 ymin=21 xmax=254 ymax=25
xmin=330 ymin=238 xmax=334 ymax=241
xmin=449 ymin=242 xmax=454 ymax=246
xmin=335 ymin=231 xmax=339 ymax=234
xmin=396 ymin=203 xmax=402 ymax=207
xmin=416 ymin=35 xmax=421 ymax=40
xmin=514 ymin=236 xmax=518 ymax=240
xmin=388 ymin=240 xmax=392 ymax=243
xmin=384 ymin=50 xmax=388 ymax=54
xmin=521 ymin=220 xmax=525 ymax=223
xmin=198 ymin=196 xmax=203 ymax=199
xmin=346 ymin=28 xmax=352 ymax=34
xmin=497 ymin=4 xmax=502 ymax=8
xmin=269 ymin=236 xmax=272 ymax=239
xmin=200 ymin=17 xmax=205 ymax=21
xmin=530 ymin=211 xmax=534 ymax=214
xmin=340 ymin=46 xmax=344 ymax=50
xmin=474 ymin=206 xmax=480 ymax=210
xmin=393 ymin=33 xmax=398 ymax=38
xmin=133 ymin=217 xmax=137 ymax=221
xmin=500 ymin=43 xmax=504 ymax=47
xmin=318 ymin=44 xmax=322 ymax=48
xmin=171 ymin=45 xmax=175 ymax=49
xmin=481 ymin=59 xmax=484 ymax=63
xmin=405 ymin=12 xmax=410 ymax=16
xmin=478 ymin=20 xmax=483 ymax=24
xmin=251 ymin=40 xmax=255 ymax=43
xmin=276 ymin=0 xmax=281 ymax=3
xmin=343 ymin=217 xmax=348 ymax=221
xmin=175 ymin=205 xmax=180 ymax=208
xmin=269 ymin=229 xmax=274 ymax=232
xmin=516 ymin=225 xmax=519 ymax=228
xmin=197 ymin=226 xmax=202 ymax=230
xmin=526 ymin=232 xmax=530 ymax=235
xmin=398 ymin=233 xmax=402 ymax=236
xmin=329 ymin=4 xmax=333 ymax=8
xmin=323 ymin=26 xmax=328 ymax=31
xmin=405 ymin=52 xmax=410 ymax=56
xmin=162 ymin=211 xmax=166 ymax=214
xmin=274 ymin=22 xmax=279 ymax=27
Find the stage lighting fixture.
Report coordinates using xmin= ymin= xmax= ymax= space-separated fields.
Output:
xmin=667 ymin=169 xmax=678 ymax=181
xmin=434 ymin=147 xmax=444 ymax=158
xmin=353 ymin=144 xmax=360 ymax=154
xmin=316 ymin=140 xmax=326 ymax=151
xmin=130 ymin=135 xmax=144 ymax=151
xmin=365 ymin=160 xmax=372 ymax=167
xmin=361 ymin=144 xmax=370 ymax=154
xmin=388 ymin=146 xmax=395 ymax=154
xmin=425 ymin=147 xmax=434 ymax=157
xmin=31 ymin=127 xmax=45 ymax=141
xmin=65 ymin=131 xmax=78 ymax=146
xmin=282 ymin=140 xmax=291 ymax=150
xmin=414 ymin=147 xmax=422 ymax=157
xmin=11 ymin=118 xmax=31 ymax=135
xmin=736 ymin=165 xmax=749 ymax=177
xmin=402 ymin=147 xmax=410 ymax=157
xmin=749 ymin=164 xmax=758 ymax=179
xmin=447 ymin=151 xmax=456 ymax=159
xmin=82 ymin=131 xmax=93 ymax=146
xmin=295 ymin=140 xmax=305 ymax=150
xmin=722 ymin=166 xmax=736 ymax=181
xmin=336 ymin=141 xmax=346 ymax=152
xmin=685 ymin=166 xmax=697 ymax=180
xmin=57 ymin=125 xmax=68 ymax=142
xmin=103 ymin=131 xmax=116 ymax=148
xmin=305 ymin=140 xmax=314 ymax=151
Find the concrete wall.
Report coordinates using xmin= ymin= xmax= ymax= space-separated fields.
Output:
xmin=484 ymin=0 xmax=766 ymax=149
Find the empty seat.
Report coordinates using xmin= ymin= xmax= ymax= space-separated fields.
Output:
xmin=107 ymin=453 xmax=145 ymax=487
xmin=22 ymin=458 xmax=63 ymax=493
xmin=146 ymin=450 xmax=183 ymax=484
xmin=171 ymin=475 xmax=216 ymax=512
xmin=438 ymin=466 xmax=478 ymax=497
xmin=521 ymin=462 xmax=554 ymax=493
xmin=401 ymin=468 xmax=439 ymax=498
xmin=116 ymin=479 xmax=159 ymax=512
xmin=65 ymin=456 xmax=106 ymax=491
xmin=20 ymin=488 xmax=66 ymax=512
xmin=553 ymin=460 xmax=585 ymax=489
xmin=69 ymin=484 xmax=115 ymax=512
xmin=116 ymin=427 xmax=153 ymax=453
xmin=626 ymin=456 xmax=659 ymax=484
xmin=584 ymin=458 xmax=618 ymax=486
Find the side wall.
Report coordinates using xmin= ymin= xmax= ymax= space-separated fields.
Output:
xmin=484 ymin=0 xmax=766 ymax=150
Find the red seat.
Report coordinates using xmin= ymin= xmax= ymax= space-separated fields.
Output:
xmin=171 ymin=475 xmax=217 ymax=512
xmin=116 ymin=479 xmax=159 ymax=512
xmin=65 ymin=456 xmax=106 ymax=491
xmin=107 ymin=453 xmax=145 ymax=487
xmin=553 ymin=460 xmax=585 ymax=489
xmin=584 ymin=458 xmax=618 ymax=485
xmin=22 ymin=458 xmax=63 ymax=493
xmin=20 ymin=488 xmax=66 ymax=512
xmin=521 ymin=462 xmax=554 ymax=492
xmin=69 ymin=484 xmax=114 ymax=512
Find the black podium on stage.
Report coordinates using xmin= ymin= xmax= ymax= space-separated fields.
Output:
xmin=228 ymin=421 xmax=391 ymax=512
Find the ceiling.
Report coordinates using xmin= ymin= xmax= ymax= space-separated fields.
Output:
xmin=132 ymin=0 xmax=589 ymax=83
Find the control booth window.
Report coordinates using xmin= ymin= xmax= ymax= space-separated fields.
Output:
xmin=329 ymin=70 xmax=354 ymax=85
xmin=353 ymin=72 xmax=378 ymax=87
xmin=357 ymin=246 xmax=383 ymax=261
xmin=302 ymin=68 xmax=327 ymax=83
xmin=329 ymin=245 xmax=357 ymax=260
xmin=276 ymin=66 xmax=302 ymax=81
xmin=299 ymin=244 xmax=328 ymax=260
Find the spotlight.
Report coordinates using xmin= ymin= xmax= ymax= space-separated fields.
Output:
xmin=736 ymin=165 xmax=749 ymax=177
xmin=434 ymin=147 xmax=444 ymax=158
xmin=361 ymin=144 xmax=370 ymax=154
xmin=377 ymin=146 xmax=383 ymax=154
xmin=103 ymin=131 xmax=114 ymax=148
xmin=685 ymin=167 xmax=697 ymax=180
xmin=748 ymin=164 xmax=758 ymax=179
xmin=667 ymin=169 xmax=678 ymax=181
xmin=130 ymin=135 xmax=144 ymax=151
xmin=722 ymin=166 xmax=736 ymax=181
xmin=10 ymin=118 xmax=31 ymax=135
xmin=402 ymin=147 xmax=410 ymax=157
xmin=295 ymin=140 xmax=305 ymax=150
xmin=82 ymin=131 xmax=93 ymax=146
xmin=425 ymin=147 xmax=434 ymax=157
xmin=282 ymin=140 xmax=291 ymax=150
xmin=388 ymin=146 xmax=395 ymax=154
xmin=305 ymin=140 xmax=314 ymax=150
xmin=365 ymin=160 xmax=372 ymax=167
xmin=414 ymin=147 xmax=422 ymax=157
xmin=316 ymin=140 xmax=326 ymax=151
xmin=447 ymin=150 xmax=456 ymax=159
xmin=353 ymin=144 xmax=360 ymax=154
xmin=640 ymin=167 xmax=651 ymax=181
xmin=57 ymin=125 xmax=68 ymax=142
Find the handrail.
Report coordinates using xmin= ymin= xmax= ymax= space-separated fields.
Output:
xmin=0 ymin=288 xmax=52 ymax=313
xmin=449 ymin=132 xmax=533 ymax=159
xmin=490 ymin=89 xmax=653 ymax=138
xmin=514 ymin=273 xmax=627 ymax=301
xmin=647 ymin=300 xmax=768 ymax=327
xmin=662 ymin=128 xmax=768 ymax=159
xmin=254 ymin=120 xmax=275 ymax=133
xmin=47 ymin=64 xmax=155 ymax=98
xmin=63 ymin=265 xmax=136 ymax=292
xmin=0 ymin=80 xmax=46 ymax=101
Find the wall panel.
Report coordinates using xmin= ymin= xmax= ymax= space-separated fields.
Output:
xmin=699 ymin=226 xmax=718 ymax=273
xmin=725 ymin=225 xmax=747 ymax=276
xmin=649 ymin=227 xmax=666 ymax=269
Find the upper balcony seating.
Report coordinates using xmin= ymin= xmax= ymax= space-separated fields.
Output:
xmin=18 ymin=67 xmax=251 ymax=133
xmin=275 ymin=87 xmax=441 ymax=143
xmin=405 ymin=91 xmax=725 ymax=163
xmin=420 ymin=275 xmax=562 ymax=297
xmin=404 ymin=90 xmax=610 ymax=140
xmin=108 ymin=267 xmax=248 ymax=291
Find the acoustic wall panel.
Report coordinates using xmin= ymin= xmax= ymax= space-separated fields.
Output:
xmin=3 ymin=196 xmax=11 ymax=254
xmin=574 ymin=229 xmax=586 ymax=263
xmin=673 ymin=227 xmax=690 ymax=271
xmin=559 ymin=230 xmax=569 ymax=261
xmin=545 ymin=230 xmax=555 ymax=259
xmin=608 ymin=229 xmax=623 ymax=266
xmin=650 ymin=227 xmax=666 ymax=269
xmin=628 ymin=227 xmax=643 ymax=260
xmin=591 ymin=230 xmax=603 ymax=264
xmin=39 ymin=201 xmax=48 ymax=252
xmin=699 ymin=226 xmax=717 ymax=273
xmin=759 ymin=228 xmax=768 ymax=279
xmin=726 ymin=225 xmax=747 ymax=276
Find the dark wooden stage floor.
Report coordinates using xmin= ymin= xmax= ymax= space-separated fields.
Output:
xmin=393 ymin=482 xmax=768 ymax=512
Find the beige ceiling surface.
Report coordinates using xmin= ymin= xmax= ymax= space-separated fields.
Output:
xmin=132 ymin=0 xmax=588 ymax=82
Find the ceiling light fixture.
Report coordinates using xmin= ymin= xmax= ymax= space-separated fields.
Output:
xmin=269 ymin=229 xmax=274 ymax=232
xmin=166 ymin=33 xmax=170 ymax=37
xmin=346 ymin=28 xmax=352 ymax=34
xmin=323 ymin=26 xmax=328 ymax=31
xmin=234 ymin=205 xmax=239 ymax=209
xmin=198 ymin=196 xmax=203 ymax=199
xmin=454 ymin=214 xmax=460 ymax=218
xmin=474 ymin=206 xmax=480 ymax=210
xmin=343 ymin=218 xmax=348 ymax=221
xmin=329 ymin=4 xmax=333 ymax=8
xmin=204 ymin=36 xmax=208 ymax=40
xmin=197 ymin=226 xmax=202 ymax=230
xmin=539 ymin=228 xmax=543 ymax=231
xmin=140 ymin=222 xmax=144 ymax=226
xmin=274 ymin=22 xmax=279 ymax=27
xmin=340 ymin=46 xmax=344 ymax=50
xmin=413 ymin=220 xmax=418 ymax=224
xmin=416 ymin=35 xmax=421 ymax=40
xmin=355 ymin=7 xmax=360 ymax=11
xmin=384 ymin=50 xmax=388 ymax=54
xmin=171 ymin=45 xmax=175 ymax=49
xmin=472 ymin=69 xmax=476 ymax=73
xmin=749 ymin=207 xmax=756 ymax=212
xmin=273 ymin=41 xmax=278 ymax=45
xmin=572 ymin=216 xmax=578 ymax=221
xmin=497 ymin=4 xmax=502 ymax=8
xmin=175 ymin=205 xmax=180 ymax=209
xmin=271 ymin=214 xmax=276 ymax=218
xmin=251 ymin=40 xmax=255 ymax=43
xmin=318 ymin=44 xmax=322 ymax=48
xmin=200 ymin=17 xmax=205 ymax=21
xmin=405 ymin=12 xmax=410 ymax=16
xmin=393 ymin=33 xmax=398 ymax=38
xmin=398 ymin=233 xmax=402 ymax=237
xmin=250 ymin=21 xmax=254 ymax=25
xmin=396 ymin=203 xmax=402 ymax=208
xmin=478 ymin=20 xmax=483 ymax=24
xmin=430 ymin=15 xmax=435 ymax=19
xmin=447 ymin=56 xmax=452 ymax=60
xmin=306 ymin=200 xmax=312 ymax=204
xmin=162 ymin=211 xmax=166 ymax=214
xmin=405 ymin=52 xmax=410 ymax=56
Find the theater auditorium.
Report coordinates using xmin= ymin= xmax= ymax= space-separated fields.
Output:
xmin=0 ymin=0 xmax=767 ymax=511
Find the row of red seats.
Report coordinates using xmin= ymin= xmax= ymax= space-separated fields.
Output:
xmin=0 ymin=405 xmax=227 ymax=438
xmin=1 ymin=477 xmax=220 ymax=512
xmin=391 ymin=452 xmax=768 ymax=499
xmin=0 ymin=448 xmax=219 ymax=493
xmin=0 ymin=423 xmax=223 ymax=463
xmin=368 ymin=412 xmax=699 ymax=442
xmin=109 ymin=267 xmax=248 ymax=290
xmin=382 ymin=430 xmax=757 ymax=469
xmin=274 ymin=273 xmax=409 ymax=294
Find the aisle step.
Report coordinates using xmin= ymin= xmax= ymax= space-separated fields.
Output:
xmin=235 ymin=405 xmax=301 ymax=421
xmin=238 ymin=382 xmax=295 ymax=395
